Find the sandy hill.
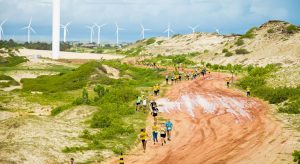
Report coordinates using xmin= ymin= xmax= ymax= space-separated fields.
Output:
xmin=127 ymin=20 xmax=300 ymax=67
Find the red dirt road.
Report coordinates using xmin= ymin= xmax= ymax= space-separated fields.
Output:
xmin=111 ymin=73 xmax=297 ymax=164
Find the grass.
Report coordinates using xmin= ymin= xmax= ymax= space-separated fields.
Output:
xmin=237 ymin=64 xmax=300 ymax=114
xmin=21 ymin=60 xmax=163 ymax=157
xmin=267 ymin=29 xmax=274 ymax=33
xmin=235 ymin=39 xmax=244 ymax=46
xmin=225 ymin=52 xmax=233 ymax=57
xmin=145 ymin=38 xmax=156 ymax=45
xmin=240 ymin=27 xmax=257 ymax=39
xmin=0 ymin=55 xmax=28 ymax=67
xmin=142 ymin=54 xmax=195 ymax=67
xmin=235 ymin=49 xmax=250 ymax=54
xmin=0 ymin=74 xmax=19 ymax=88
xmin=21 ymin=61 xmax=101 ymax=93
xmin=286 ymin=25 xmax=298 ymax=34
xmin=293 ymin=150 xmax=300 ymax=163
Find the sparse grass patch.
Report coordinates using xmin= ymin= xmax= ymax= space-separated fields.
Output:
xmin=235 ymin=49 xmax=250 ymax=54
xmin=222 ymin=49 xmax=229 ymax=53
xmin=235 ymin=39 xmax=244 ymax=46
xmin=240 ymin=27 xmax=257 ymax=39
xmin=145 ymin=38 xmax=156 ymax=45
xmin=267 ymin=29 xmax=274 ymax=33
xmin=286 ymin=25 xmax=298 ymax=34
xmin=225 ymin=52 xmax=233 ymax=57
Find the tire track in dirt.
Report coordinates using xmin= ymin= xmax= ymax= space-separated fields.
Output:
xmin=110 ymin=72 xmax=298 ymax=164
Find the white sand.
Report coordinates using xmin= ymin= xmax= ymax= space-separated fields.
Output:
xmin=18 ymin=48 xmax=124 ymax=60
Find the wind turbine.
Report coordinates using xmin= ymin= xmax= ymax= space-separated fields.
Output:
xmin=0 ymin=19 xmax=7 ymax=40
xmin=188 ymin=25 xmax=199 ymax=33
xmin=115 ymin=23 xmax=125 ymax=45
xmin=21 ymin=17 xmax=36 ymax=43
xmin=61 ymin=22 xmax=71 ymax=43
xmin=94 ymin=23 xmax=106 ymax=45
xmin=52 ymin=0 xmax=61 ymax=59
xmin=140 ymin=24 xmax=151 ymax=39
xmin=164 ymin=23 xmax=174 ymax=38
xmin=216 ymin=29 xmax=220 ymax=34
xmin=86 ymin=25 xmax=95 ymax=43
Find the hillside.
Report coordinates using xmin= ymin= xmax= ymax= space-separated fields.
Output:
xmin=126 ymin=20 xmax=300 ymax=67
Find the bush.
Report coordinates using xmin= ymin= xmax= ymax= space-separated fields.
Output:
xmin=267 ymin=29 xmax=274 ymax=33
xmin=51 ymin=104 xmax=73 ymax=116
xmin=235 ymin=49 xmax=250 ymax=54
xmin=225 ymin=52 xmax=233 ymax=57
xmin=145 ymin=38 xmax=156 ymax=45
xmin=278 ymin=98 xmax=300 ymax=114
xmin=240 ymin=27 xmax=257 ymax=39
xmin=204 ymin=50 xmax=209 ymax=53
xmin=292 ymin=150 xmax=300 ymax=163
xmin=222 ymin=49 xmax=228 ymax=53
xmin=235 ymin=39 xmax=244 ymax=46
xmin=286 ymin=25 xmax=298 ymax=34
xmin=0 ymin=74 xmax=19 ymax=88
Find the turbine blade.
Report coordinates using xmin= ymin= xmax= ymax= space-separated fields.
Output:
xmin=1 ymin=19 xmax=7 ymax=26
xmin=30 ymin=27 xmax=36 ymax=33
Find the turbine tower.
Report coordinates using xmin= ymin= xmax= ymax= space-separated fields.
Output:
xmin=21 ymin=17 xmax=36 ymax=43
xmin=115 ymin=23 xmax=125 ymax=45
xmin=164 ymin=23 xmax=174 ymax=38
xmin=0 ymin=19 xmax=7 ymax=40
xmin=52 ymin=0 xmax=60 ymax=59
xmin=94 ymin=23 xmax=106 ymax=45
xmin=86 ymin=25 xmax=95 ymax=43
xmin=140 ymin=24 xmax=151 ymax=39
xmin=188 ymin=25 xmax=199 ymax=33
xmin=61 ymin=22 xmax=71 ymax=43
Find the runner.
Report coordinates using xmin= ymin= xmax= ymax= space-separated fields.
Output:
xmin=152 ymin=122 xmax=159 ymax=145
xmin=139 ymin=128 xmax=149 ymax=153
xmin=157 ymin=84 xmax=161 ymax=95
xmin=226 ymin=77 xmax=230 ymax=88
xmin=151 ymin=106 xmax=159 ymax=122
xmin=160 ymin=123 xmax=167 ymax=146
xmin=165 ymin=74 xmax=169 ymax=84
xmin=119 ymin=153 xmax=124 ymax=164
xmin=246 ymin=86 xmax=251 ymax=97
xmin=142 ymin=97 xmax=147 ymax=113
xmin=153 ymin=84 xmax=159 ymax=96
xmin=136 ymin=96 xmax=142 ymax=111
xmin=179 ymin=73 xmax=182 ymax=81
xmin=70 ymin=158 xmax=75 ymax=164
xmin=165 ymin=119 xmax=173 ymax=141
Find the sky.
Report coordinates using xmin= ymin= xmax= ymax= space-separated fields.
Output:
xmin=0 ymin=0 xmax=299 ymax=43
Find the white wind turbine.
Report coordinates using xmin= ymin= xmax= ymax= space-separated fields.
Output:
xmin=94 ymin=23 xmax=106 ymax=45
xmin=21 ymin=17 xmax=36 ymax=43
xmin=86 ymin=25 xmax=95 ymax=43
xmin=164 ymin=23 xmax=174 ymax=38
xmin=140 ymin=24 xmax=151 ymax=39
xmin=0 ymin=19 xmax=7 ymax=40
xmin=52 ymin=0 xmax=61 ymax=59
xmin=115 ymin=23 xmax=125 ymax=45
xmin=61 ymin=22 xmax=71 ymax=43
xmin=188 ymin=25 xmax=199 ymax=33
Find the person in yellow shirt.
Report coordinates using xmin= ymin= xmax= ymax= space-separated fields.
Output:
xmin=246 ymin=87 xmax=251 ymax=97
xmin=160 ymin=123 xmax=167 ymax=146
xmin=157 ymin=84 xmax=161 ymax=95
xmin=152 ymin=122 xmax=159 ymax=144
xmin=153 ymin=84 xmax=158 ymax=96
xmin=139 ymin=128 xmax=149 ymax=153
xmin=226 ymin=77 xmax=230 ymax=87
xmin=119 ymin=153 xmax=124 ymax=164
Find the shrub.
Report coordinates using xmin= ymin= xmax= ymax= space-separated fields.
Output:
xmin=157 ymin=40 xmax=164 ymax=45
xmin=267 ymin=29 xmax=274 ymax=33
xmin=292 ymin=150 xmax=300 ymax=163
xmin=235 ymin=39 xmax=244 ymax=46
xmin=286 ymin=25 xmax=298 ymax=34
xmin=94 ymin=85 xmax=108 ymax=99
xmin=278 ymin=98 xmax=300 ymax=114
xmin=204 ymin=50 xmax=209 ymax=53
xmin=240 ymin=27 xmax=257 ymax=39
xmin=225 ymin=52 xmax=233 ymax=57
xmin=51 ymin=104 xmax=73 ymax=116
xmin=235 ymin=49 xmax=250 ymax=54
xmin=222 ymin=49 xmax=228 ymax=53
xmin=145 ymin=38 xmax=156 ymax=45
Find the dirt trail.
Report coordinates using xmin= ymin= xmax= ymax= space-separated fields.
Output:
xmin=112 ymin=73 xmax=299 ymax=164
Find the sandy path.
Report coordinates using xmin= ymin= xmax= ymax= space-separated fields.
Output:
xmin=111 ymin=73 xmax=299 ymax=164
xmin=18 ymin=49 xmax=124 ymax=60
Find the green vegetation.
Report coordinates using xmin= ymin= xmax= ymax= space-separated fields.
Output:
xmin=23 ymin=60 xmax=163 ymax=156
xmin=235 ymin=48 xmax=250 ymax=54
xmin=0 ymin=55 xmax=28 ymax=67
xmin=286 ymin=25 xmax=298 ymax=34
xmin=23 ymin=42 xmax=71 ymax=51
xmin=293 ymin=150 xmax=300 ymax=163
xmin=222 ymin=49 xmax=228 ymax=53
xmin=142 ymin=54 xmax=195 ymax=66
xmin=21 ymin=61 xmax=101 ymax=93
xmin=267 ymin=29 xmax=274 ymax=33
xmin=172 ymin=34 xmax=181 ymax=38
xmin=237 ymin=64 xmax=300 ymax=114
xmin=121 ymin=46 xmax=144 ymax=56
xmin=0 ymin=40 xmax=28 ymax=67
xmin=240 ymin=27 xmax=257 ymax=39
xmin=157 ymin=40 xmax=164 ymax=45
xmin=235 ymin=39 xmax=244 ymax=46
xmin=204 ymin=49 xmax=209 ymax=53
xmin=0 ymin=74 xmax=19 ymax=88
xmin=225 ymin=52 xmax=233 ymax=57
xmin=145 ymin=38 xmax=156 ymax=45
